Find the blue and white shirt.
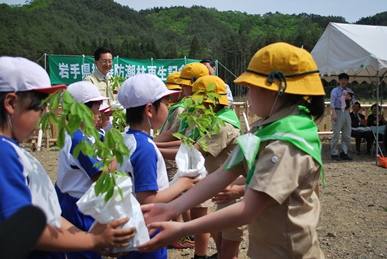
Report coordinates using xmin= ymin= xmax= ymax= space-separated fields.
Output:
xmin=117 ymin=129 xmax=169 ymax=195
xmin=0 ymin=136 xmax=61 ymax=226
xmin=56 ymin=130 xmax=102 ymax=199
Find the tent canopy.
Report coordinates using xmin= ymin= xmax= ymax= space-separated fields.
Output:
xmin=311 ymin=22 xmax=387 ymax=83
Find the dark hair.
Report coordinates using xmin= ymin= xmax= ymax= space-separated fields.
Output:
xmin=371 ymin=103 xmax=381 ymax=111
xmin=0 ymin=91 xmax=48 ymax=128
xmin=125 ymin=99 xmax=162 ymax=125
xmin=353 ymin=101 xmax=361 ymax=108
xmin=200 ymin=58 xmax=215 ymax=68
xmin=84 ymin=100 xmax=102 ymax=109
xmin=94 ymin=47 xmax=113 ymax=61
xmin=279 ymin=94 xmax=325 ymax=121
xmin=338 ymin=73 xmax=349 ymax=80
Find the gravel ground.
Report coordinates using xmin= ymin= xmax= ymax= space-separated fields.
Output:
xmin=28 ymin=136 xmax=387 ymax=258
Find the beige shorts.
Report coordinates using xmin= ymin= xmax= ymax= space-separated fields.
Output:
xmin=216 ymin=199 xmax=246 ymax=241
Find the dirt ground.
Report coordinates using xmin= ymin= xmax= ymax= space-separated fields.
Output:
xmin=28 ymin=135 xmax=387 ymax=258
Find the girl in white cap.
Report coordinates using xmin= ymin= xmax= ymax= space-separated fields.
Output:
xmin=56 ymin=81 xmax=120 ymax=259
xmin=116 ymin=73 xmax=199 ymax=259
xmin=138 ymin=42 xmax=326 ymax=258
xmin=0 ymin=56 xmax=135 ymax=259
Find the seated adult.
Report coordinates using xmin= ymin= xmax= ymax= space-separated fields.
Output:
xmin=350 ymin=102 xmax=373 ymax=155
xmin=367 ymin=103 xmax=386 ymax=126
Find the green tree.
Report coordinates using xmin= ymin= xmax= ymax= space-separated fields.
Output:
xmin=188 ymin=35 xmax=205 ymax=59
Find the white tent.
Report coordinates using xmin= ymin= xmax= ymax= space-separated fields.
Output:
xmin=311 ymin=22 xmax=387 ymax=84
xmin=311 ymin=22 xmax=387 ymax=162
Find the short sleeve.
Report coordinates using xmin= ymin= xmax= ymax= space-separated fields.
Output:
xmin=248 ymin=140 xmax=320 ymax=204
xmin=0 ymin=141 xmax=31 ymax=221
xmin=198 ymin=123 xmax=239 ymax=158
xmin=70 ymin=131 xmax=101 ymax=179
xmin=130 ymin=141 xmax=159 ymax=193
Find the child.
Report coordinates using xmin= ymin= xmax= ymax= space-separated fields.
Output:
xmin=116 ymin=73 xmax=199 ymax=259
xmin=55 ymin=81 xmax=115 ymax=259
xmin=155 ymin=71 xmax=184 ymax=143
xmin=98 ymin=101 xmax=114 ymax=141
xmin=159 ymin=75 xmax=243 ymax=259
xmin=0 ymin=56 xmax=135 ymax=259
xmin=138 ymin=42 xmax=326 ymax=258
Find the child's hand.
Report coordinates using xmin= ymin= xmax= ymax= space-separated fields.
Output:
xmin=141 ymin=203 xmax=175 ymax=226
xmin=90 ymin=218 xmax=136 ymax=249
xmin=138 ymin=221 xmax=185 ymax=252
xmin=212 ymin=185 xmax=244 ymax=204
xmin=176 ymin=176 xmax=201 ymax=191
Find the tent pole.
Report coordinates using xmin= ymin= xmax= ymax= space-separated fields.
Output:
xmin=376 ymin=70 xmax=380 ymax=164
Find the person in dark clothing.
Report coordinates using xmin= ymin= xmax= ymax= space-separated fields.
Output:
xmin=350 ymin=102 xmax=373 ymax=155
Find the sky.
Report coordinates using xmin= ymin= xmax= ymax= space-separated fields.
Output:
xmin=1 ymin=0 xmax=387 ymax=23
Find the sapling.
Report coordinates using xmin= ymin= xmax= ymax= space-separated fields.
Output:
xmin=40 ymin=89 xmax=130 ymax=202
xmin=173 ymin=83 xmax=225 ymax=150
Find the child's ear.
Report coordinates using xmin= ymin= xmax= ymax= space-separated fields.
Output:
xmin=144 ymin=103 xmax=153 ymax=118
xmin=4 ymin=93 xmax=17 ymax=114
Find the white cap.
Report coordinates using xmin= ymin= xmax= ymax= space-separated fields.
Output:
xmin=99 ymin=101 xmax=110 ymax=112
xmin=118 ymin=73 xmax=179 ymax=109
xmin=67 ymin=81 xmax=110 ymax=103
xmin=0 ymin=56 xmax=66 ymax=94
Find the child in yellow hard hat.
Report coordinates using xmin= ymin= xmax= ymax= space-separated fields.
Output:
xmin=139 ymin=42 xmax=326 ymax=258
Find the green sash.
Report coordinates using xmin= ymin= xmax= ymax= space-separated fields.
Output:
xmin=224 ymin=106 xmax=325 ymax=185
xmin=160 ymin=101 xmax=185 ymax=132
xmin=216 ymin=109 xmax=241 ymax=129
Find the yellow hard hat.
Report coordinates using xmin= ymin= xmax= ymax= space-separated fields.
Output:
xmin=177 ymin=63 xmax=209 ymax=86
xmin=191 ymin=75 xmax=229 ymax=106
xmin=234 ymin=42 xmax=325 ymax=96
xmin=165 ymin=72 xmax=182 ymax=90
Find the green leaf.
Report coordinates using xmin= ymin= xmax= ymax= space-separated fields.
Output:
xmin=39 ymin=113 xmax=49 ymax=131
xmin=117 ymin=187 xmax=124 ymax=200
xmin=95 ymin=173 xmax=109 ymax=196
xmin=67 ymin=117 xmax=80 ymax=135
xmin=57 ymin=128 xmax=65 ymax=148
xmin=50 ymin=92 xmax=61 ymax=110
xmin=206 ymin=83 xmax=216 ymax=92
xmin=104 ymin=187 xmax=114 ymax=202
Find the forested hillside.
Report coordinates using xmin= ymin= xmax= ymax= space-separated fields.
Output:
xmin=1 ymin=0 xmax=386 ymax=98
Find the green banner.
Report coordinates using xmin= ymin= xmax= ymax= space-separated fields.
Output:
xmin=48 ymin=55 xmax=200 ymax=85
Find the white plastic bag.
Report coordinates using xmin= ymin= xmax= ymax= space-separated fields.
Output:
xmin=170 ymin=143 xmax=207 ymax=185
xmin=76 ymin=175 xmax=149 ymax=253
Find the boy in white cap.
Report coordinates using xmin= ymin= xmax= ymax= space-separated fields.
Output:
xmin=139 ymin=42 xmax=326 ymax=258
xmin=0 ymin=56 xmax=134 ymax=259
xmin=55 ymin=81 xmax=118 ymax=259
xmin=116 ymin=73 xmax=199 ymax=259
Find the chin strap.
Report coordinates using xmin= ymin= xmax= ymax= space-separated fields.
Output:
xmin=7 ymin=114 xmax=14 ymax=138
xmin=146 ymin=116 xmax=154 ymax=137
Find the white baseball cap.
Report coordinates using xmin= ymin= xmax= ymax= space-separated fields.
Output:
xmin=0 ymin=56 xmax=66 ymax=94
xmin=67 ymin=81 xmax=110 ymax=103
xmin=99 ymin=101 xmax=110 ymax=112
xmin=118 ymin=73 xmax=180 ymax=109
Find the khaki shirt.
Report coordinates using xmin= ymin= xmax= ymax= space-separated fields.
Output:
xmin=186 ymin=119 xmax=240 ymax=207
xmin=161 ymin=106 xmax=185 ymax=180
xmin=161 ymin=106 xmax=185 ymax=133
xmin=226 ymin=105 xmax=325 ymax=258
xmin=84 ymin=70 xmax=114 ymax=103
xmin=197 ymin=122 xmax=240 ymax=174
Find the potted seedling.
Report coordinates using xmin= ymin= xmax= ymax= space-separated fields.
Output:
xmin=40 ymin=89 xmax=149 ymax=252
xmin=169 ymin=83 xmax=225 ymax=184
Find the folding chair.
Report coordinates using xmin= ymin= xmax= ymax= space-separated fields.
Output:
xmin=370 ymin=125 xmax=385 ymax=156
